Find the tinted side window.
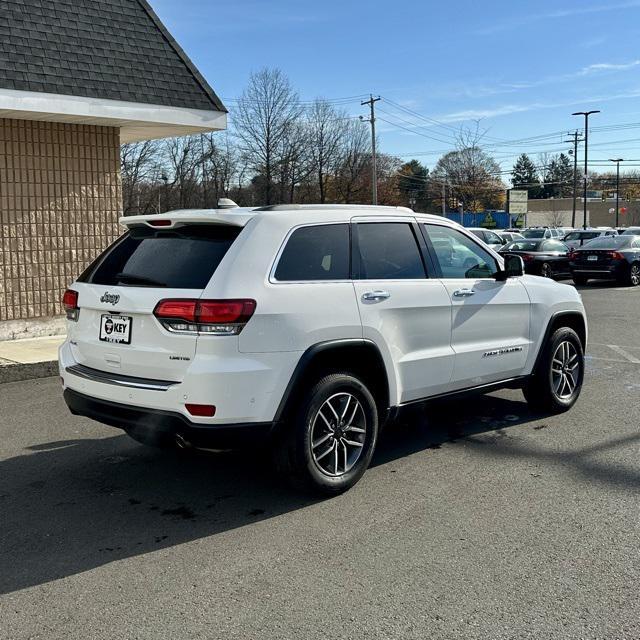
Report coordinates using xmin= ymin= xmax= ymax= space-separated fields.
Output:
xmin=274 ymin=224 xmax=350 ymax=281
xmin=484 ymin=230 xmax=501 ymax=244
xmin=356 ymin=223 xmax=426 ymax=279
xmin=425 ymin=224 xmax=498 ymax=279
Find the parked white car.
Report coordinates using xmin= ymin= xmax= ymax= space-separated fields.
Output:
xmin=60 ymin=205 xmax=587 ymax=494
xmin=564 ymin=228 xmax=617 ymax=249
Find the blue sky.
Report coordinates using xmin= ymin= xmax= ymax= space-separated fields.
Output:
xmin=152 ymin=0 xmax=640 ymax=174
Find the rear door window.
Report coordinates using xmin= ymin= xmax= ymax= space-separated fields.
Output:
xmin=274 ymin=224 xmax=350 ymax=281
xmin=355 ymin=223 xmax=426 ymax=279
xmin=79 ymin=224 xmax=241 ymax=289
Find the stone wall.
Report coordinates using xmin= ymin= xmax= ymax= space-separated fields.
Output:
xmin=0 ymin=118 xmax=121 ymax=329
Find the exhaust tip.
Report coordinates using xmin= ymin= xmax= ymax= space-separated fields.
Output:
xmin=175 ymin=433 xmax=192 ymax=450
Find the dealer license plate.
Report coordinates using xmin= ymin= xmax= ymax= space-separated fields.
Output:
xmin=99 ymin=314 xmax=132 ymax=344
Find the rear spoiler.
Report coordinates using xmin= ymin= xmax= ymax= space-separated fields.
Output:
xmin=119 ymin=210 xmax=255 ymax=229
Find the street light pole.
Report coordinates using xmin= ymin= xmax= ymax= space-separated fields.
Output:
xmin=572 ymin=110 xmax=600 ymax=229
xmin=609 ymin=158 xmax=623 ymax=227
xmin=565 ymin=130 xmax=582 ymax=228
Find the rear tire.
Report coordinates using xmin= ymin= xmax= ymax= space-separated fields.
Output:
xmin=273 ymin=373 xmax=378 ymax=496
xmin=523 ymin=327 xmax=584 ymax=413
xmin=572 ymin=274 xmax=588 ymax=285
xmin=540 ymin=262 xmax=553 ymax=278
xmin=625 ymin=262 xmax=640 ymax=287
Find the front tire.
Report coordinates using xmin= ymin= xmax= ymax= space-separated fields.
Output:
xmin=274 ymin=373 xmax=378 ymax=495
xmin=523 ymin=327 xmax=584 ymax=413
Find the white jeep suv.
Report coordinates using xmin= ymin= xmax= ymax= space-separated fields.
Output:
xmin=60 ymin=204 xmax=587 ymax=494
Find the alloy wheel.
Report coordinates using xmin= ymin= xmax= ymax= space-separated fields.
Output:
xmin=631 ymin=264 xmax=640 ymax=286
xmin=551 ymin=341 xmax=580 ymax=399
xmin=310 ymin=392 xmax=367 ymax=477
xmin=540 ymin=263 xmax=552 ymax=278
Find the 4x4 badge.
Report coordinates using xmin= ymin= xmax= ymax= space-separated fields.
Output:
xmin=100 ymin=292 xmax=120 ymax=305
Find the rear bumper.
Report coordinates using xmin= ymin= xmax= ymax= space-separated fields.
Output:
xmin=569 ymin=262 xmax=626 ymax=279
xmin=63 ymin=388 xmax=274 ymax=449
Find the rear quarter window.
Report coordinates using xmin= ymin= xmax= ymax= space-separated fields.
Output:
xmin=274 ymin=224 xmax=350 ymax=281
xmin=79 ymin=224 xmax=241 ymax=289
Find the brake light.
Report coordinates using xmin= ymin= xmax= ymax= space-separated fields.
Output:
xmin=521 ymin=253 xmax=534 ymax=262
xmin=148 ymin=219 xmax=172 ymax=227
xmin=153 ymin=299 xmax=256 ymax=335
xmin=568 ymin=250 xmax=576 ymax=260
xmin=607 ymin=251 xmax=625 ymax=260
xmin=62 ymin=289 xmax=79 ymax=321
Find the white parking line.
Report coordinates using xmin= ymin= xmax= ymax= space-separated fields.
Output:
xmin=607 ymin=344 xmax=640 ymax=364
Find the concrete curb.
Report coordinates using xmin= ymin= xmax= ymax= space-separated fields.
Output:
xmin=0 ymin=360 xmax=58 ymax=384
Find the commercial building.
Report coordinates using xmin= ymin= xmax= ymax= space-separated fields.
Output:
xmin=0 ymin=0 xmax=226 ymax=338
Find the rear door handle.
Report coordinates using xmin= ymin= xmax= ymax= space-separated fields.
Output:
xmin=453 ymin=288 xmax=476 ymax=297
xmin=362 ymin=290 xmax=390 ymax=302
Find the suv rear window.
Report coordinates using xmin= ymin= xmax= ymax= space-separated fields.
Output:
xmin=79 ymin=224 xmax=240 ymax=289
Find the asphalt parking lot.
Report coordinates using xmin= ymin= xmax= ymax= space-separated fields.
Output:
xmin=0 ymin=282 xmax=638 ymax=640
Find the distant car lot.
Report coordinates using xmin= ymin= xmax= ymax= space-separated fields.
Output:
xmin=0 ymin=282 xmax=639 ymax=639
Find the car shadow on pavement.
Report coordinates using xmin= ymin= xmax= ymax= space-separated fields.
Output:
xmin=1 ymin=392 xmax=636 ymax=595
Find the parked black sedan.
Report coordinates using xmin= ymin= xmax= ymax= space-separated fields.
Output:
xmin=498 ymin=239 xmax=571 ymax=279
xmin=569 ymin=234 xmax=640 ymax=286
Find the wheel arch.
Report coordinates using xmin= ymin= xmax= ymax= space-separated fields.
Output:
xmin=274 ymin=339 xmax=392 ymax=425
xmin=532 ymin=311 xmax=587 ymax=375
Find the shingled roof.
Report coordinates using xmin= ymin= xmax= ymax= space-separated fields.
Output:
xmin=0 ymin=0 xmax=226 ymax=113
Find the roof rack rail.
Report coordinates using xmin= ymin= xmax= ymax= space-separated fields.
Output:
xmin=253 ymin=204 xmax=414 ymax=213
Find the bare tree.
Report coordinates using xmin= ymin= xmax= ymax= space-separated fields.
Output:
xmin=164 ymin=136 xmax=201 ymax=209
xmin=120 ymin=140 xmax=161 ymax=214
xmin=432 ymin=125 xmax=504 ymax=212
xmin=307 ymin=100 xmax=349 ymax=203
xmin=201 ymin=132 xmax=239 ymax=206
xmin=333 ymin=119 xmax=370 ymax=203
xmin=234 ymin=68 xmax=304 ymax=204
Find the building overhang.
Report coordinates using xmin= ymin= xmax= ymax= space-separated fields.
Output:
xmin=0 ymin=88 xmax=226 ymax=142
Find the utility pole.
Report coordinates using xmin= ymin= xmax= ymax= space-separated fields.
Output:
xmin=566 ymin=130 xmax=583 ymax=228
xmin=609 ymin=158 xmax=623 ymax=227
xmin=572 ymin=110 xmax=600 ymax=229
xmin=441 ymin=181 xmax=446 ymax=215
xmin=361 ymin=95 xmax=381 ymax=205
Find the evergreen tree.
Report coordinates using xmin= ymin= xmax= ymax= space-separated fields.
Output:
xmin=511 ymin=153 xmax=541 ymax=198
xmin=397 ymin=160 xmax=429 ymax=210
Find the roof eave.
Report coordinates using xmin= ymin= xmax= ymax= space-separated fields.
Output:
xmin=0 ymin=88 xmax=226 ymax=142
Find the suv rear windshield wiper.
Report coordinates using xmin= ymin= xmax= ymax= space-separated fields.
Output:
xmin=115 ymin=272 xmax=166 ymax=287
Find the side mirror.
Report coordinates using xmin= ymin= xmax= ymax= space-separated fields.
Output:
xmin=496 ymin=254 xmax=525 ymax=280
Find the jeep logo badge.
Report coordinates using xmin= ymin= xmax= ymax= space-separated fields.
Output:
xmin=100 ymin=292 xmax=120 ymax=305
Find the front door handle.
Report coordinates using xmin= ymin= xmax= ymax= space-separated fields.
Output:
xmin=453 ymin=288 xmax=476 ymax=297
xmin=362 ymin=290 xmax=391 ymax=302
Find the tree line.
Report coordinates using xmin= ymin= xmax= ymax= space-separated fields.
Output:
xmin=123 ymin=67 xmax=637 ymax=216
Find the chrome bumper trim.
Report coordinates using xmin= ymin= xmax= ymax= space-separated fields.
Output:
xmin=65 ymin=363 xmax=178 ymax=391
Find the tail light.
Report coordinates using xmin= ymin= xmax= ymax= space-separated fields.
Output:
xmin=521 ymin=253 xmax=534 ymax=262
xmin=607 ymin=251 xmax=625 ymax=260
xmin=62 ymin=289 xmax=79 ymax=321
xmin=153 ymin=299 xmax=256 ymax=335
xmin=568 ymin=249 xmax=576 ymax=260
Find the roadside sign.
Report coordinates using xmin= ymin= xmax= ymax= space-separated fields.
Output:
xmin=508 ymin=189 xmax=528 ymax=215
